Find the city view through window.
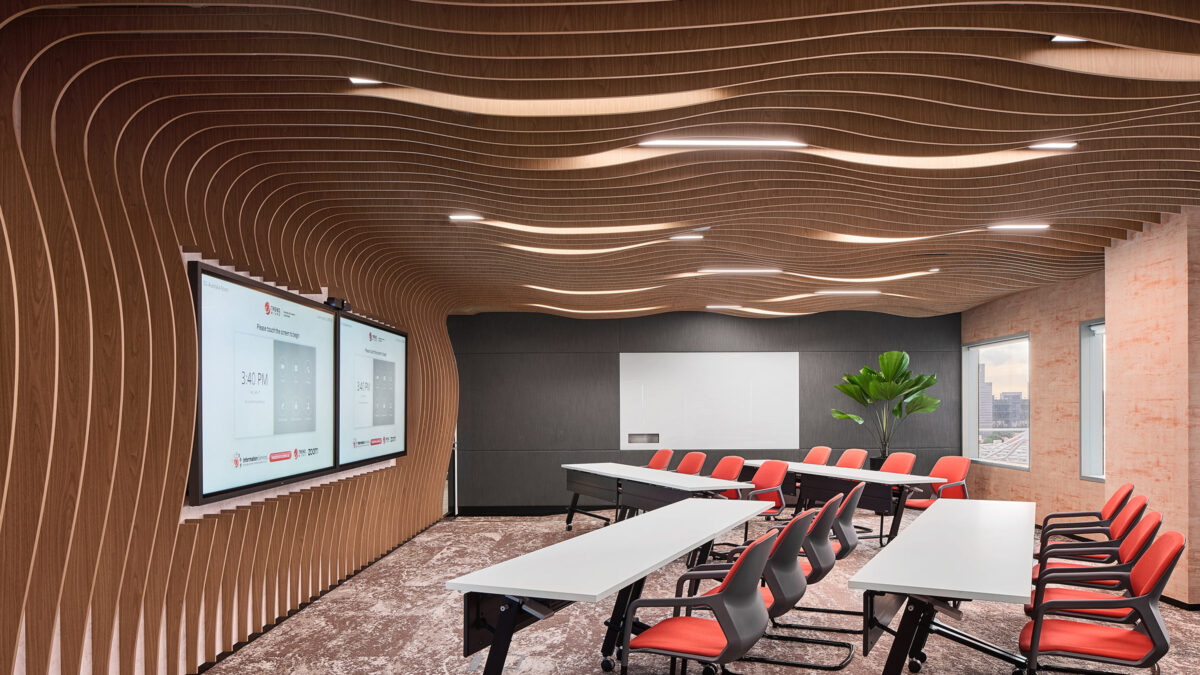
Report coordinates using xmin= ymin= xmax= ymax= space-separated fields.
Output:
xmin=974 ymin=338 xmax=1031 ymax=466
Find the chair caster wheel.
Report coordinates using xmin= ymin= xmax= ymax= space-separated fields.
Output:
xmin=908 ymin=658 xmax=922 ymax=672
xmin=600 ymin=657 xmax=615 ymax=672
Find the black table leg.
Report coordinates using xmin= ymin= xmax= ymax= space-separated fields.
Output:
xmin=885 ymin=486 xmax=911 ymax=546
xmin=565 ymin=492 xmax=580 ymax=531
xmin=882 ymin=597 xmax=932 ymax=675
xmin=600 ymin=578 xmax=646 ymax=672
xmin=482 ymin=597 xmax=522 ymax=675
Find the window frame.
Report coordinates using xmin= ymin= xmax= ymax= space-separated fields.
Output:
xmin=1079 ymin=319 xmax=1105 ymax=482
xmin=962 ymin=332 xmax=1032 ymax=471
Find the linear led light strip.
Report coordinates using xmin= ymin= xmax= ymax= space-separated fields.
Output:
xmin=640 ymin=138 xmax=806 ymax=148
xmin=524 ymin=284 xmax=663 ymax=295
xmin=528 ymin=304 xmax=665 ymax=314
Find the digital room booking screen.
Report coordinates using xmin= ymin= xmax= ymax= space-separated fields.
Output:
xmin=338 ymin=315 xmax=407 ymax=466
xmin=192 ymin=264 xmax=336 ymax=502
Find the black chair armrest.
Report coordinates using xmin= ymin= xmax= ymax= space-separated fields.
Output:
xmin=1037 ymin=540 xmax=1118 ymax=564
xmin=675 ymin=568 xmax=731 ymax=596
xmin=1041 ymin=510 xmax=1102 ymax=529
xmin=933 ymin=480 xmax=966 ymax=497
xmin=1040 ymin=524 xmax=1109 ymax=545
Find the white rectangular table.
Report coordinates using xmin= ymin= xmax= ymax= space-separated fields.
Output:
xmin=848 ymin=499 xmax=1036 ymax=674
xmin=744 ymin=459 xmax=945 ymax=544
xmin=562 ymin=462 xmax=754 ymax=530
xmin=447 ymin=498 xmax=769 ymax=674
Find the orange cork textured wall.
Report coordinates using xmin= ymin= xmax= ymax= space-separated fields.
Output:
xmin=961 ymin=271 xmax=1106 ymax=524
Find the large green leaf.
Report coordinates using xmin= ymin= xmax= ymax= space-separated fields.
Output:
xmin=901 ymin=373 xmax=937 ymax=399
xmin=878 ymin=351 xmax=910 ymax=381
xmin=846 ymin=372 xmax=877 ymax=399
xmin=905 ymin=394 xmax=942 ymax=415
xmin=867 ymin=379 xmax=906 ymax=401
xmin=835 ymin=383 xmax=870 ymax=406
xmin=831 ymin=409 xmax=865 ymax=424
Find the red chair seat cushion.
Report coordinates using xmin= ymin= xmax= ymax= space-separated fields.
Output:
xmin=1030 ymin=562 xmax=1120 ymax=587
xmin=800 ymin=559 xmax=812 ymax=576
xmin=831 ymin=540 xmax=843 ymax=555
xmin=906 ymin=498 xmax=936 ymax=510
xmin=629 ymin=616 xmax=728 ymax=658
xmin=1019 ymin=619 xmax=1153 ymax=662
xmin=1024 ymin=588 xmax=1132 ymax=619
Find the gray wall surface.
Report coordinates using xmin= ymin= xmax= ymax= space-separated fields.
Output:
xmin=449 ymin=311 xmax=962 ymax=510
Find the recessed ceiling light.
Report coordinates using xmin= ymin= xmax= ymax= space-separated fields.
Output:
xmin=348 ymin=77 xmax=382 ymax=85
xmin=814 ymin=289 xmax=882 ymax=295
xmin=697 ymin=268 xmax=782 ymax=275
xmin=706 ymin=305 xmax=742 ymax=310
xmin=448 ymin=213 xmax=483 ymax=221
xmin=1028 ymin=142 xmax=1077 ymax=150
xmin=988 ymin=223 xmax=1051 ymax=230
xmin=639 ymin=139 xmax=807 ymax=148
xmin=1050 ymin=35 xmax=1087 ymax=43
xmin=524 ymin=284 xmax=663 ymax=295
xmin=669 ymin=234 xmax=704 ymax=240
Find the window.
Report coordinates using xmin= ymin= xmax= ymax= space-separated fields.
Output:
xmin=1080 ymin=320 xmax=1105 ymax=480
xmin=963 ymin=335 xmax=1031 ymax=469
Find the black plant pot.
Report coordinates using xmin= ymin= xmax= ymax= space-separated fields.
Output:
xmin=868 ymin=455 xmax=886 ymax=471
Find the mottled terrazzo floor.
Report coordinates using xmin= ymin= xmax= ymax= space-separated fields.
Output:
xmin=210 ymin=509 xmax=1200 ymax=675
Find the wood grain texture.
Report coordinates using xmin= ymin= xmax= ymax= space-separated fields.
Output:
xmin=0 ymin=1 xmax=1197 ymax=673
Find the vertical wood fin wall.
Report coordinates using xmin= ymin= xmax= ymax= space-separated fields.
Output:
xmin=0 ymin=8 xmax=459 ymax=675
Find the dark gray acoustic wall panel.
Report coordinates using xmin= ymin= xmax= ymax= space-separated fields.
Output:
xmin=450 ymin=311 xmax=962 ymax=510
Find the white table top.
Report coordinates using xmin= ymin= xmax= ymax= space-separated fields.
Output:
xmin=848 ymin=499 xmax=1036 ymax=604
xmin=562 ymin=462 xmax=754 ymax=492
xmin=744 ymin=459 xmax=946 ymax=486
xmin=446 ymin=498 xmax=770 ymax=602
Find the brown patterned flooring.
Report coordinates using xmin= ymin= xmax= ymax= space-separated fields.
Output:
xmin=210 ymin=509 xmax=1200 ymax=674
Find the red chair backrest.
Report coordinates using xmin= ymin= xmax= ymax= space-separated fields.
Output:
xmin=803 ymin=446 xmax=831 ymax=465
xmin=1130 ymin=531 xmax=1186 ymax=596
xmin=1102 ymin=483 xmax=1135 ymax=520
xmin=675 ymin=451 xmax=706 ymax=475
xmin=836 ymin=448 xmax=868 ymax=469
xmin=1108 ymin=494 xmax=1148 ymax=539
xmin=647 ymin=448 xmax=673 ymax=470
xmin=930 ymin=456 xmax=971 ymax=499
xmin=1119 ymin=510 xmax=1163 ymax=564
xmin=879 ymin=452 xmax=916 ymax=474
xmin=751 ymin=460 xmax=789 ymax=508
xmin=710 ymin=455 xmax=745 ymax=499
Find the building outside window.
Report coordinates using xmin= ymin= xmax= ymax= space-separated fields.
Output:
xmin=963 ymin=335 xmax=1031 ymax=468
xmin=1080 ymin=320 xmax=1105 ymax=480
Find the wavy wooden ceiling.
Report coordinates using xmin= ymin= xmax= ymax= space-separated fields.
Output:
xmin=5 ymin=1 xmax=1197 ymax=318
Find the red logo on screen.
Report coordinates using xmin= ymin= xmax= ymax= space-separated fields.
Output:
xmin=368 ymin=332 xmax=373 ymax=340
xmin=370 ymin=437 xmax=383 ymax=446
xmin=294 ymin=448 xmax=299 ymax=459
xmin=233 ymin=453 xmax=240 ymax=468
xmin=269 ymin=451 xmax=292 ymax=462
xmin=264 ymin=301 xmax=271 ymax=315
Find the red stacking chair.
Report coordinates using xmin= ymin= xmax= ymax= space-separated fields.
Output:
xmin=1032 ymin=510 xmax=1161 ymax=590
xmin=803 ymin=446 xmax=832 ymax=465
xmin=878 ymin=452 xmax=915 ymax=474
xmin=871 ymin=452 xmax=917 ymax=539
xmin=905 ymin=456 xmax=970 ymax=510
xmin=835 ymin=448 xmax=868 ymax=469
xmin=677 ymin=510 xmax=854 ymax=671
xmin=1041 ymin=483 xmax=1133 ymax=536
xmin=647 ymin=448 xmax=674 ymax=470
xmin=675 ymin=451 xmax=707 ymax=475
xmin=708 ymin=456 xmax=745 ymax=500
xmin=739 ymin=459 xmax=790 ymax=540
xmin=1018 ymin=532 xmax=1186 ymax=674
xmin=620 ymin=530 xmax=777 ymax=675
xmin=1039 ymin=494 xmax=1148 ymax=562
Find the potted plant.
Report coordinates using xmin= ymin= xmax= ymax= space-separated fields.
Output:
xmin=831 ymin=350 xmax=941 ymax=469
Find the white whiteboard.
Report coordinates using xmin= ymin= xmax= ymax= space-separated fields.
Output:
xmin=619 ymin=352 xmax=800 ymax=450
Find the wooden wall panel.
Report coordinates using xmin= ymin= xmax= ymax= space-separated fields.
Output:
xmin=1 ymin=1 xmax=1198 ymax=673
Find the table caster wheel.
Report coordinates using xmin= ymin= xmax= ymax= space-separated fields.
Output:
xmin=702 ymin=665 xmax=719 ymax=675
xmin=908 ymin=658 xmax=922 ymax=672
xmin=566 ymin=525 xmax=573 ymax=531
xmin=914 ymin=650 xmax=927 ymax=663
xmin=600 ymin=657 xmax=615 ymax=672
